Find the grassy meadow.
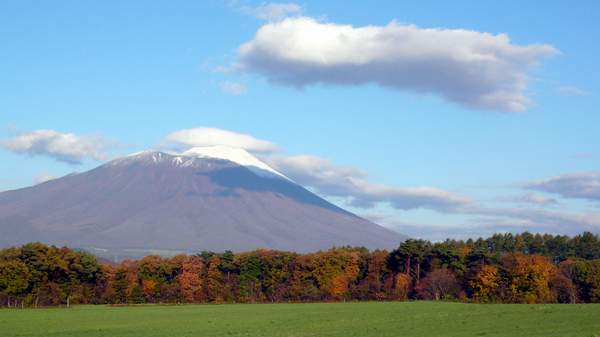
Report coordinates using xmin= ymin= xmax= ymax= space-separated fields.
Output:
xmin=1 ymin=301 xmax=600 ymax=337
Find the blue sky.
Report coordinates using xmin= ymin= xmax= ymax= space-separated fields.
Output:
xmin=1 ymin=0 xmax=599 ymax=240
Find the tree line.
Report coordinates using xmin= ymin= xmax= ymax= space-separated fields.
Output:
xmin=1 ymin=231 xmax=600 ymax=307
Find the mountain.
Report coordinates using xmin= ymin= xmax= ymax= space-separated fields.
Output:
xmin=0 ymin=146 xmax=405 ymax=256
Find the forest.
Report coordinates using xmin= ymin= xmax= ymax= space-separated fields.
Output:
xmin=1 ymin=232 xmax=600 ymax=307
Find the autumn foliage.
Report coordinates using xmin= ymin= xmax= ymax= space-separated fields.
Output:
xmin=2 ymin=232 xmax=600 ymax=306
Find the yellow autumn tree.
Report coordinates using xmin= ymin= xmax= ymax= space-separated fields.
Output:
xmin=502 ymin=253 xmax=556 ymax=303
xmin=394 ymin=273 xmax=411 ymax=300
xmin=469 ymin=265 xmax=500 ymax=302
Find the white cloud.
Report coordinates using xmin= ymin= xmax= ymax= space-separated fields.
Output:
xmin=467 ymin=205 xmax=600 ymax=235
xmin=237 ymin=17 xmax=558 ymax=112
xmin=363 ymin=215 xmax=506 ymax=241
xmin=264 ymin=157 xmax=600 ymax=236
xmin=557 ymin=85 xmax=590 ymax=96
xmin=503 ymin=192 xmax=558 ymax=206
xmin=524 ymin=171 xmax=600 ymax=201
xmin=1 ymin=129 xmax=110 ymax=164
xmin=368 ymin=205 xmax=600 ymax=240
xmin=249 ymin=2 xmax=303 ymax=21
xmin=164 ymin=127 xmax=279 ymax=153
xmin=219 ymin=81 xmax=248 ymax=95
xmin=33 ymin=173 xmax=56 ymax=185
xmin=264 ymin=154 xmax=471 ymax=211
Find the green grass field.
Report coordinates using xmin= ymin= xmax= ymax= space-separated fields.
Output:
xmin=1 ymin=302 xmax=599 ymax=337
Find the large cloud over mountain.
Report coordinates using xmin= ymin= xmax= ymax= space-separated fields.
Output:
xmin=237 ymin=17 xmax=558 ymax=112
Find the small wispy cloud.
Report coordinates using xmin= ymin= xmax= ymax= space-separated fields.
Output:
xmin=557 ymin=85 xmax=590 ymax=96
xmin=501 ymin=192 xmax=558 ymax=206
xmin=33 ymin=173 xmax=56 ymax=185
xmin=250 ymin=2 xmax=303 ymax=21
xmin=219 ymin=81 xmax=248 ymax=95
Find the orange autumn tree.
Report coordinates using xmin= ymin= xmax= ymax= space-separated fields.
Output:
xmin=98 ymin=263 xmax=116 ymax=303
xmin=501 ymin=253 xmax=556 ymax=303
xmin=322 ymin=249 xmax=361 ymax=300
xmin=288 ymin=248 xmax=363 ymax=300
xmin=141 ymin=279 xmax=157 ymax=302
xmin=206 ymin=256 xmax=223 ymax=303
xmin=179 ymin=256 xmax=204 ymax=302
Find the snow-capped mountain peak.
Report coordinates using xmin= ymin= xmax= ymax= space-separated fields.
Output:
xmin=182 ymin=145 xmax=288 ymax=180
xmin=114 ymin=146 xmax=288 ymax=180
xmin=0 ymin=145 xmax=403 ymax=253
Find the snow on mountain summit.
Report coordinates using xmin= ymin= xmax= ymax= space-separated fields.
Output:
xmin=115 ymin=146 xmax=288 ymax=180
xmin=182 ymin=145 xmax=288 ymax=179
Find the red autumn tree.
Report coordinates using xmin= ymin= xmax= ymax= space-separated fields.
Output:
xmin=179 ymin=256 xmax=204 ymax=303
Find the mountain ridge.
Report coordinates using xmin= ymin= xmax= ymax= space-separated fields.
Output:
xmin=0 ymin=149 xmax=406 ymax=255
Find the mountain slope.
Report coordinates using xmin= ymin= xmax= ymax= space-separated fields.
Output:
xmin=0 ymin=148 xmax=405 ymax=253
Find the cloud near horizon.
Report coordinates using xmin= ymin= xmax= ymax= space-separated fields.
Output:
xmin=263 ymin=154 xmax=471 ymax=211
xmin=466 ymin=205 xmax=600 ymax=235
xmin=1 ymin=129 xmax=110 ymax=165
xmin=237 ymin=16 xmax=558 ymax=112
xmin=366 ymin=202 xmax=600 ymax=240
xmin=524 ymin=171 xmax=600 ymax=202
xmin=502 ymin=192 xmax=558 ymax=206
